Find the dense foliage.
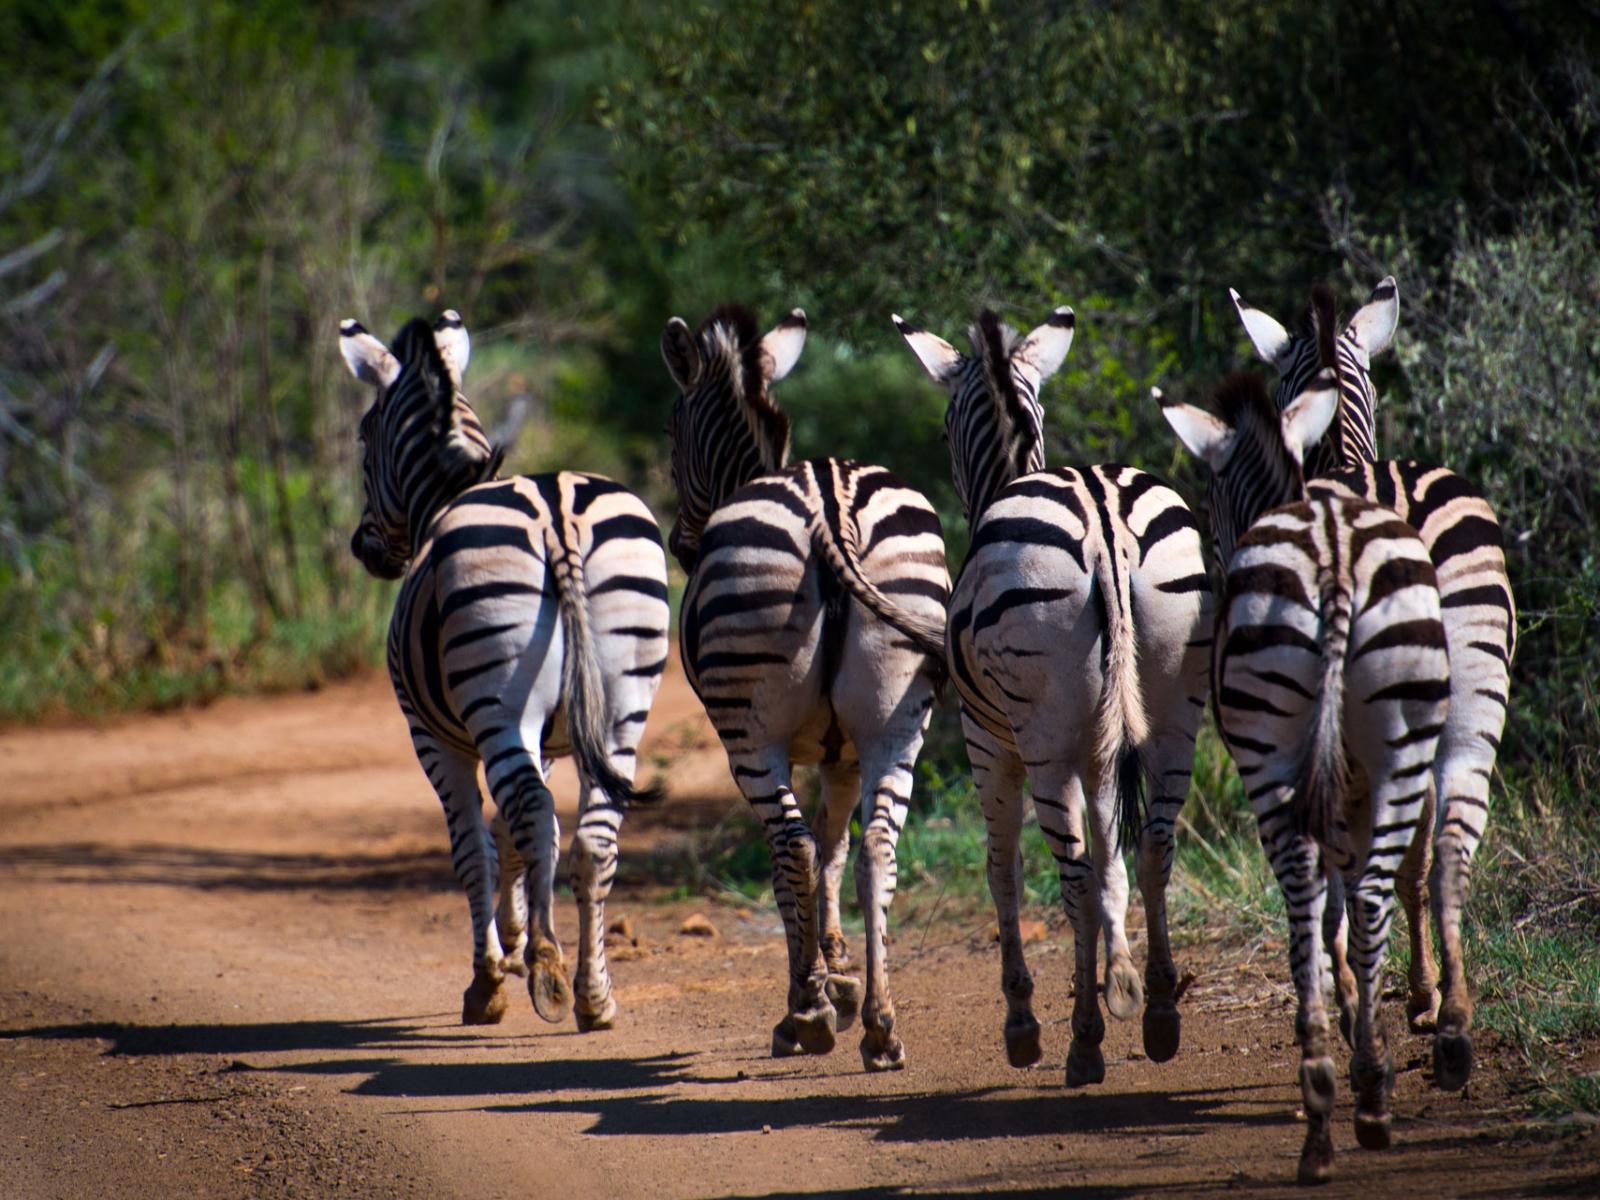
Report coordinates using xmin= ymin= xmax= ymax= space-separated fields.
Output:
xmin=2 ymin=0 xmax=1595 ymax=798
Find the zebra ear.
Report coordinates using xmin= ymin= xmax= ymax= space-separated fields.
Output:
xmin=1346 ymin=276 xmax=1398 ymax=360
xmin=1011 ymin=306 xmax=1075 ymax=386
xmin=1281 ymin=368 xmax=1340 ymax=464
xmin=1229 ymin=288 xmax=1293 ymax=365
xmin=661 ymin=317 xmax=700 ymax=390
xmin=432 ymin=310 xmax=471 ymax=390
xmin=339 ymin=319 xmax=401 ymax=389
xmin=761 ymin=309 xmax=807 ymax=383
xmin=1159 ymin=395 xmax=1237 ymax=472
xmin=892 ymin=315 xmax=965 ymax=384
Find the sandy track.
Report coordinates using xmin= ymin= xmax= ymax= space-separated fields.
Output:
xmin=0 ymin=658 xmax=1595 ymax=1198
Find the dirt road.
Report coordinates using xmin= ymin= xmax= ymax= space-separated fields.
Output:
xmin=1 ymin=657 xmax=1594 ymax=1198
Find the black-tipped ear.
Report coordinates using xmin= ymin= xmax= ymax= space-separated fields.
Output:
xmin=661 ymin=317 xmax=699 ymax=391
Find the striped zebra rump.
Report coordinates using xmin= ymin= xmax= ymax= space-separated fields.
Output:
xmin=681 ymin=456 xmax=948 ymax=766
xmin=1214 ymin=496 xmax=1450 ymax=860
xmin=948 ymin=464 xmax=1210 ymax=836
xmin=394 ymin=471 xmax=670 ymax=797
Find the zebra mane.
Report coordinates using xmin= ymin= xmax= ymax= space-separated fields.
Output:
xmin=969 ymin=309 xmax=1041 ymax=476
xmin=1307 ymin=281 xmax=1343 ymax=463
xmin=389 ymin=317 xmax=497 ymax=484
xmin=696 ymin=303 xmax=791 ymax=470
xmin=1309 ymin=282 xmax=1339 ymax=368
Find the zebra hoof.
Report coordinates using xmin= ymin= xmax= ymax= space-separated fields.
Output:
xmin=462 ymin=974 xmax=509 ymax=1025
xmin=575 ymin=993 xmax=618 ymax=1033
xmin=825 ymin=974 xmax=862 ymax=1033
xmin=1297 ymin=1126 xmax=1335 ymax=1186
xmin=1433 ymin=1030 xmax=1473 ymax=1091
xmin=530 ymin=954 xmax=573 ymax=1025
xmin=772 ymin=1016 xmax=805 ymax=1057
xmin=500 ymin=955 xmax=530 ymax=979
xmin=1354 ymin=1111 xmax=1392 ymax=1151
xmin=1406 ymin=989 xmax=1440 ymax=1034
xmin=1004 ymin=1013 xmax=1043 ymax=1068
xmin=861 ymin=1031 xmax=906 ymax=1072
xmin=1064 ymin=1040 xmax=1105 ymax=1087
xmin=1142 ymin=1003 xmax=1181 ymax=1063
xmin=772 ymin=1007 xmax=836 ymax=1057
xmin=1105 ymin=961 xmax=1143 ymax=1022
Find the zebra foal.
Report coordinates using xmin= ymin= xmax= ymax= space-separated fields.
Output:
xmin=896 ymin=307 xmax=1212 ymax=1086
xmin=663 ymin=304 xmax=949 ymax=1071
xmin=1161 ymin=369 xmax=1450 ymax=1184
xmin=339 ymin=311 xmax=669 ymax=1031
xmin=1232 ymin=280 xmax=1516 ymax=1089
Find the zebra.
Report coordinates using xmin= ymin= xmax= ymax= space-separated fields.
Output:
xmin=662 ymin=304 xmax=949 ymax=1072
xmin=1160 ymin=368 xmax=1450 ymax=1184
xmin=1229 ymin=276 xmax=1397 ymax=477
xmin=339 ymin=310 xmax=669 ymax=1033
xmin=895 ymin=307 xmax=1212 ymax=1086
xmin=1233 ymin=280 xmax=1516 ymax=1090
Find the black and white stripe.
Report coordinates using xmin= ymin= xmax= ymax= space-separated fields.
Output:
xmin=1161 ymin=370 xmax=1450 ymax=1184
xmin=1230 ymin=277 xmax=1397 ymax=477
xmin=663 ymin=304 xmax=949 ymax=1072
xmin=1237 ymin=279 xmax=1516 ymax=1091
xmin=897 ymin=308 xmax=1212 ymax=1087
xmin=340 ymin=311 xmax=669 ymax=1033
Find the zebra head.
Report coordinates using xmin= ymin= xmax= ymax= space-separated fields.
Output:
xmin=1158 ymin=369 xmax=1340 ymax=570
xmin=1228 ymin=277 xmax=1398 ymax=476
xmin=339 ymin=310 xmax=496 ymax=580
xmin=660 ymin=304 xmax=804 ymax=572
xmin=894 ymin=306 xmax=1073 ymax=525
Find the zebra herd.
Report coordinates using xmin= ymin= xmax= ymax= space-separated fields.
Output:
xmin=338 ymin=277 xmax=1514 ymax=1186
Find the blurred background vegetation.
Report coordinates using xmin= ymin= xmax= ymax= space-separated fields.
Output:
xmin=3 ymin=0 xmax=1595 ymax=793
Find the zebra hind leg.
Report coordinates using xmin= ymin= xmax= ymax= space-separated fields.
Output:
xmin=1346 ymin=871 xmax=1399 ymax=1152
xmin=733 ymin=750 xmax=835 ymax=1057
xmin=969 ymin=724 xmax=1039 ymax=1068
xmin=1135 ymin=731 xmax=1199 ymax=1063
xmin=1034 ymin=769 xmax=1104 ymax=1086
xmin=1268 ymin=822 xmax=1338 ymax=1184
xmin=817 ymin=765 xmax=862 ymax=1033
xmin=1432 ymin=764 xmax=1488 ymax=1090
xmin=490 ymin=814 xmax=530 ymax=977
xmin=569 ymin=787 xmax=625 ymax=1032
xmin=418 ymin=742 xmax=513 ymax=1025
xmin=1321 ymin=870 xmax=1359 ymax=1047
xmin=1394 ymin=785 xmax=1441 ymax=1034
xmin=853 ymin=752 xmax=916 ymax=1072
xmin=489 ymin=752 xmax=571 ymax=1025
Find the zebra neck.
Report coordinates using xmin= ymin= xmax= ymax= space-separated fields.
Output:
xmin=404 ymin=453 xmax=501 ymax=552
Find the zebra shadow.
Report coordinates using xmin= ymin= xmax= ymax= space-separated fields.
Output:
xmin=479 ymin=1081 xmax=1290 ymax=1140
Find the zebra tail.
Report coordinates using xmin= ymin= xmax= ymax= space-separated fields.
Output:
xmin=1090 ymin=543 xmax=1150 ymax=855
xmin=1294 ymin=571 xmax=1349 ymax=845
xmin=545 ymin=528 xmax=663 ymax=808
xmin=807 ymin=514 xmax=948 ymax=683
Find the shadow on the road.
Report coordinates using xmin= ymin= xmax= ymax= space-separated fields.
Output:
xmin=485 ymin=1081 xmax=1291 ymax=1141
xmin=0 ymin=841 xmax=457 ymax=892
xmin=0 ymin=1014 xmax=470 ymax=1056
